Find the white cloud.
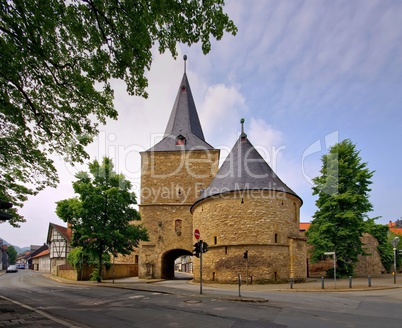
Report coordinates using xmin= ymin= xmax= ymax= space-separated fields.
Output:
xmin=200 ymin=82 xmax=248 ymax=148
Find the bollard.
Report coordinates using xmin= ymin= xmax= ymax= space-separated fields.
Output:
xmin=349 ymin=276 xmax=352 ymax=288
xmin=290 ymin=277 xmax=293 ymax=289
xmin=368 ymin=275 xmax=371 ymax=287
xmin=238 ymin=273 xmax=242 ymax=297
xmin=250 ymin=276 xmax=253 ymax=285
xmin=321 ymin=277 xmax=325 ymax=289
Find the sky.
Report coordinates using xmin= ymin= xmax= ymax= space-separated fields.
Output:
xmin=2 ymin=0 xmax=402 ymax=247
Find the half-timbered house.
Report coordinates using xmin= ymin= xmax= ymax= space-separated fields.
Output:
xmin=47 ymin=223 xmax=72 ymax=275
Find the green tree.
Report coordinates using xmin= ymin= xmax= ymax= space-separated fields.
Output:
xmin=306 ymin=139 xmax=374 ymax=277
xmin=56 ymin=157 xmax=148 ymax=282
xmin=7 ymin=245 xmax=17 ymax=265
xmin=1 ymin=0 xmax=237 ymax=226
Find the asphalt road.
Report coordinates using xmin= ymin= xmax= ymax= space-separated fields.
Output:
xmin=1 ymin=270 xmax=402 ymax=327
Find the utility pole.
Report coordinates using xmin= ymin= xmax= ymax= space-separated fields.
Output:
xmin=199 ymin=240 xmax=203 ymax=295
xmin=243 ymin=250 xmax=248 ymax=285
xmin=391 ymin=237 xmax=400 ymax=284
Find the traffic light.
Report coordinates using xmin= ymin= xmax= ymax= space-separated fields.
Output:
xmin=0 ymin=199 xmax=12 ymax=221
xmin=193 ymin=242 xmax=200 ymax=258
xmin=243 ymin=250 xmax=248 ymax=259
xmin=202 ymin=241 xmax=209 ymax=253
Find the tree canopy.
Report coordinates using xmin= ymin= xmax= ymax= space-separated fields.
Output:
xmin=0 ymin=0 xmax=237 ymax=226
xmin=7 ymin=245 xmax=17 ymax=264
xmin=306 ymin=139 xmax=375 ymax=276
xmin=56 ymin=157 xmax=148 ymax=281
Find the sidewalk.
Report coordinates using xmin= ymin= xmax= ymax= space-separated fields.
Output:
xmin=43 ymin=272 xmax=402 ymax=295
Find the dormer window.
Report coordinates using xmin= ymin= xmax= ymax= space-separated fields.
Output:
xmin=175 ymin=135 xmax=186 ymax=146
xmin=240 ymin=133 xmax=247 ymax=143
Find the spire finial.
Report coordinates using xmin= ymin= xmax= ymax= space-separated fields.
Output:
xmin=183 ymin=55 xmax=187 ymax=73
xmin=240 ymin=118 xmax=245 ymax=134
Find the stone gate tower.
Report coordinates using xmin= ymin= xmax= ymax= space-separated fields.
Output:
xmin=138 ymin=60 xmax=220 ymax=279
xmin=191 ymin=120 xmax=306 ymax=283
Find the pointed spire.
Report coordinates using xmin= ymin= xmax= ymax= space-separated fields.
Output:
xmin=148 ymin=56 xmax=214 ymax=151
xmin=240 ymin=118 xmax=247 ymax=142
xmin=191 ymin=120 xmax=302 ymax=209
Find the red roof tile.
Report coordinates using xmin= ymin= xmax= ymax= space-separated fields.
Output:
xmin=49 ymin=223 xmax=72 ymax=242
xmin=32 ymin=249 xmax=50 ymax=259
xmin=299 ymin=222 xmax=311 ymax=231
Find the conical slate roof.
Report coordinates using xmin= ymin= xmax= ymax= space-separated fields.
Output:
xmin=148 ymin=72 xmax=214 ymax=151
xmin=191 ymin=123 xmax=302 ymax=209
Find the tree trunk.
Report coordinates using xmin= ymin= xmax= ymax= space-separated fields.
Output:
xmin=97 ymin=249 xmax=103 ymax=283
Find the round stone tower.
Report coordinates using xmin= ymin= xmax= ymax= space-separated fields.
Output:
xmin=191 ymin=119 xmax=306 ymax=284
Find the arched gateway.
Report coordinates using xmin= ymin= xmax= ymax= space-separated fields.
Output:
xmin=161 ymin=249 xmax=192 ymax=279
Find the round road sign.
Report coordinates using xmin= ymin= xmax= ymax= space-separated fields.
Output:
xmin=194 ymin=229 xmax=200 ymax=240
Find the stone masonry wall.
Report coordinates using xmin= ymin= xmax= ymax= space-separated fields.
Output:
xmin=138 ymin=148 xmax=220 ymax=279
xmin=140 ymin=149 xmax=220 ymax=205
xmin=192 ymin=191 xmax=306 ymax=283
xmin=355 ymin=233 xmax=386 ymax=276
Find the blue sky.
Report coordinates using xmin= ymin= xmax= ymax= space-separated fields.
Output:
xmin=2 ymin=0 xmax=402 ymax=247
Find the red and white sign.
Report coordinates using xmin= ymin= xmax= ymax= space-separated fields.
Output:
xmin=194 ymin=229 xmax=200 ymax=240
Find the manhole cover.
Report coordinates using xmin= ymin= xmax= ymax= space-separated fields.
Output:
xmin=184 ymin=300 xmax=201 ymax=304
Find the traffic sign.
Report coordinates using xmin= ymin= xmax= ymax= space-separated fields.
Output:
xmin=194 ymin=229 xmax=200 ymax=240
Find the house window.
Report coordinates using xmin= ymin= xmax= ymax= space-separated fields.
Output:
xmin=214 ymin=236 xmax=217 ymax=245
xmin=275 ymin=233 xmax=278 ymax=243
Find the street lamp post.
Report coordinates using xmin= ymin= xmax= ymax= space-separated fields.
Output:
xmin=324 ymin=252 xmax=336 ymax=289
xmin=390 ymin=237 xmax=400 ymax=284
